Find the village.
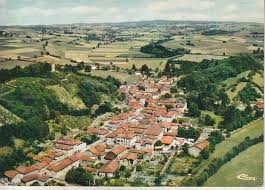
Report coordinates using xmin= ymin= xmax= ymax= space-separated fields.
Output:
xmin=1 ymin=74 xmax=214 ymax=186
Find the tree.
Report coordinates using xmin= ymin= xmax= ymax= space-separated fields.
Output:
xmin=154 ymin=140 xmax=162 ymax=146
xmin=95 ymin=101 xmax=113 ymax=116
xmin=154 ymin=176 xmax=162 ymax=186
xmin=162 ymin=93 xmax=172 ymax=99
xmin=182 ymin=143 xmax=189 ymax=154
xmin=200 ymin=149 xmax=209 ymax=159
xmin=140 ymin=64 xmax=150 ymax=76
xmin=204 ymin=115 xmax=215 ymax=126
xmin=132 ymin=64 xmax=137 ymax=71
xmin=165 ymin=104 xmax=174 ymax=111
xmin=188 ymin=103 xmax=201 ymax=117
xmin=163 ymin=62 xmax=171 ymax=75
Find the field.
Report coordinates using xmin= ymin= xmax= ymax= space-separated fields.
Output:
xmin=161 ymin=35 xmax=258 ymax=57
xmin=116 ymin=58 xmax=167 ymax=70
xmin=192 ymin=119 xmax=264 ymax=175
xmin=204 ymin=143 xmax=264 ymax=187
xmin=84 ymin=70 xmax=140 ymax=84
xmin=211 ymin=119 xmax=263 ymax=159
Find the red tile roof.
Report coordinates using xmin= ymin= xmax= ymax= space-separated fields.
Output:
xmin=16 ymin=165 xmax=38 ymax=174
xmin=144 ymin=125 xmax=162 ymax=136
xmin=35 ymin=161 xmax=49 ymax=170
xmin=4 ymin=170 xmax=19 ymax=178
xmin=161 ymin=136 xmax=174 ymax=145
xmin=56 ymin=139 xmax=82 ymax=146
xmin=99 ymin=160 xmax=119 ymax=174
xmin=120 ymin=153 xmax=138 ymax=161
xmin=111 ymin=145 xmax=127 ymax=155
xmin=48 ymin=158 xmax=73 ymax=172
xmin=194 ymin=140 xmax=209 ymax=150
xmin=21 ymin=173 xmax=50 ymax=183
xmin=83 ymin=166 xmax=97 ymax=173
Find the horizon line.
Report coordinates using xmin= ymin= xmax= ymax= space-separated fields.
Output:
xmin=0 ymin=19 xmax=263 ymax=27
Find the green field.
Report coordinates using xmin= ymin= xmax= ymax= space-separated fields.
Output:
xmin=204 ymin=143 xmax=264 ymax=187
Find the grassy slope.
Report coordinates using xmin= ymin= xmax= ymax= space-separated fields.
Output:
xmin=204 ymin=143 xmax=264 ymax=187
xmin=252 ymin=73 xmax=264 ymax=89
xmin=47 ymin=85 xmax=86 ymax=110
xmin=0 ymin=105 xmax=22 ymax=126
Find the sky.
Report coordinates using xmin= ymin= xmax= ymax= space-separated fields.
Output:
xmin=0 ymin=0 xmax=263 ymax=25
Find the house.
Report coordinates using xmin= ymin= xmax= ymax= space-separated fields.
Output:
xmin=160 ymin=136 xmax=175 ymax=151
xmin=116 ymin=132 xmax=137 ymax=147
xmin=119 ymin=153 xmax=138 ymax=166
xmin=55 ymin=139 xmax=86 ymax=157
xmin=16 ymin=165 xmax=38 ymax=177
xmin=4 ymin=170 xmax=23 ymax=185
xmin=87 ymin=128 xmax=109 ymax=138
xmin=129 ymin=148 xmax=153 ymax=160
xmin=83 ymin=166 xmax=98 ymax=174
xmin=160 ymin=111 xmax=176 ymax=122
xmin=35 ymin=161 xmax=50 ymax=173
xmin=107 ymin=119 xmax=123 ymax=130
xmin=74 ymin=152 xmax=98 ymax=166
xmin=105 ymin=131 xmax=118 ymax=145
xmin=135 ymin=137 xmax=156 ymax=149
xmin=21 ymin=174 xmax=50 ymax=186
xmin=98 ymin=160 xmax=119 ymax=178
xmin=188 ymin=140 xmax=209 ymax=157
xmin=144 ymin=125 xmax=163 ymax=140
xmin=104 ymin=145 xmax=127 ymax=160
xmin=45 ymin=155 xmax=80 ymax=179
xmin=88 ymin=143 xmax=106 ymax=160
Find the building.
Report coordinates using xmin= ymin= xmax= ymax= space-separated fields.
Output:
xmin=116 ymin=132 xmax=137 ymax=147
xmin=104 ymin=145 xmax=127 ymax=160
xmin=98 ymin=160 xmax=119 ymax=178
xmin=4 ymin=170 xmax=23 ymax=185
xmin=188 ymin=140 xmax=209 ymax=157
xmin=55 ymin=139 xmax=86 ymax=157
xmin=45 ymin=155 xmax=80 ymax=179
xmin=119 ymin=153 xmax=138 ymax=166
xmin=21 ymin=174 xmax=50 ymax=186
xmin=160 ymin=136 xmax=175 ymax=151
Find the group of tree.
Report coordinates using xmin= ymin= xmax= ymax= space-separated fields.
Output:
xmin=78 ymin=76 xmax=120 ymax=108
xmin=238 ymin=83 xmax=261 ymax=104
xmin=81 ymin=134 xmax=99 ymax=145
xmin=201 ymin=29 xmax=237 ymax=36
xmin=0 ymin=117 xmax=49 ymax=147
xmin=140 ymin=42 xmax=190 ymax=58
xmin=177 ymin=127 xmax=201 ymax=140
xmin=218 ymin=104 xmax=261 ymax=131
xmin=65 ymin=167 xmax=94 ymax=186
xmin=0 ymin=63 xmax=51 ymax=83
xmin=164 ymin=54 xmax=263 ymax=132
